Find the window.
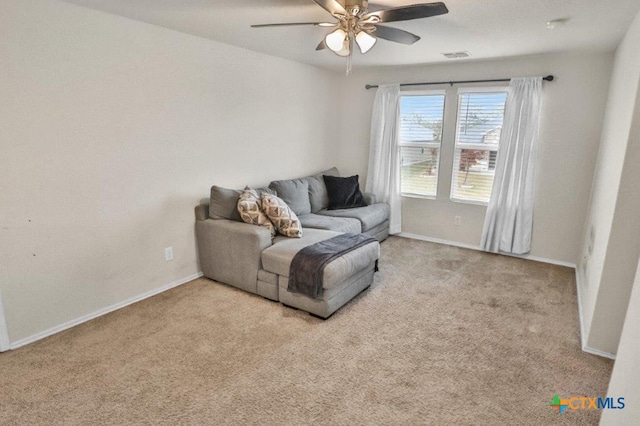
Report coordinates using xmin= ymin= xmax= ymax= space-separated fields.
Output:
xmin=398 ymin=92 xmax=445 ymax=198
xmin=450 ymin=90 xmax=508 ymax=204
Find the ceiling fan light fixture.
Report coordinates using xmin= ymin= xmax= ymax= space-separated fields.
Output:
xmin=355 ymin=31 xmax=376 ymax=54
xmin=252 ymin=0 xmax=450 ymax=74
xmin=325 ymin=28 xmax=347 ymax=52
xmin=334 ymin=39 xmax=351 ymax=57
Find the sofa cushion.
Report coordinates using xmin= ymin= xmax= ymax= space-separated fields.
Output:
xmin=318 ymin=203 xmax=390 ymax=232
xmin=298 ymin=213 xmax=361 ymax=234
xmin=237 ymin=187 xmax=276 ymax=238
xmin=261 ymin=229 xmax=341 ymax=277
xmin=363 ymin=220 xmax=390 ymax=241
xmin=261 ymin=193 xmax=303 ymax=238
xmin=210 ymin=186 xmax=243 ymax=221
xmin=269 ymin=178 xmax=311 ymax=216
xmin=323 ymin=175 xmax=368 ymax=210
xmin=307 ymin=167 xmax=340 ymax=213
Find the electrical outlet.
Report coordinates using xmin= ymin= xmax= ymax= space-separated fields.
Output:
xmin=164 ymin=247 xmax=174 ymax=261
xmin=454 ymin=216 xmax=461 ymax=226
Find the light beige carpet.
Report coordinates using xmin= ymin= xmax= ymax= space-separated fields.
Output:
xmin=1 ymin=236 xmax=612 ymax=425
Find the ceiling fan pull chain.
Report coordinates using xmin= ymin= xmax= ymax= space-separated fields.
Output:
xmin=346 ymin=34 xmax=354 ymax=75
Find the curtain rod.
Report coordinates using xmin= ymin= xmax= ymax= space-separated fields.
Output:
xmin=364 ymin=75 xmax=554 ymax=90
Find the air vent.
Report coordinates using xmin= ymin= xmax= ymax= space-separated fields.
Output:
xmin=443 ymin=51 xmax=470 ymax=59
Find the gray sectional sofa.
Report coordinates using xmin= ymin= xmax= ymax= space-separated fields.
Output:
xmin=195 ymin=167 xmax=390 ymax=317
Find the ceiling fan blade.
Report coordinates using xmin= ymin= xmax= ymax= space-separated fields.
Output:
xmin=371 ymin=25 xmax=420 ymax=45
xmin=312 ymin=0 xmax=347 ymax=17
xmin=316 ymin=39 xmax=327 ymax=51
xmin=362 ymin=2 xmax=448 ymax=23
xmin=251 ymin=22 xmax=335 ymax=28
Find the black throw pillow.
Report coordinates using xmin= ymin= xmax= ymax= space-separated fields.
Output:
xmin=323 ymin=175 xmax=368 ymax=210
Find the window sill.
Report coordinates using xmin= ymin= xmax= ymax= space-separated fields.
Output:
xmin=401 ymin=193 xmax=436 ymax=200
xmin=449 ymin=197 xmax=489 ymax=207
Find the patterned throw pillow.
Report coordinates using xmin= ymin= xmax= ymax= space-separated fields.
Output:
xmin=237 ymin=187 xmax=276 ymax=238
xmin=260 ymin=193 xmax=303 ymax=238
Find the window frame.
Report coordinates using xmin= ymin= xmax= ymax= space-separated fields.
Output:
xmin=398 ymin=89 xmax=447 ymax=200
xmin=449 ymin=86 xmax=509 ymax=206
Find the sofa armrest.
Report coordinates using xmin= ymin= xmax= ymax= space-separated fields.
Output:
xmin=195 ymin=203 xmax=209 ymax=221
xmin=196 ymin=219 xmax=272 ymax=293
xmin=363 ymin=192 xmax=377 ymax=205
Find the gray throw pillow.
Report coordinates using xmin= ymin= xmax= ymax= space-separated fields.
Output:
xmin=268 ymin=178 xmax=311 ymax=216
xmin=210 ymin=185 xmax=275 ymax=221
xmin=210 ymin=186 xmax=242 ymax=221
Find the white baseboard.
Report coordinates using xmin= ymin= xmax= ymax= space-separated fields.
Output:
xmin=397 ymin=232 xmax=577 ymax=268
xmin=0 ymin=290 xmax=10 ymax=352
xmin=9 ymin=272 xmax=203 ymax=351
xmin=398 ymin=232 xmax=480 ymax=251
xmin=574 ymin=267 xmax=616 ymax=360
xmin=582 ymin=345 xmax=616 ymax=360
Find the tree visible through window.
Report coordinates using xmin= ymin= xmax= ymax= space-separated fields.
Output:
xmin=398 ymin=93 xmax=445 ymax=198
xmin=450 ymin=90 xmax=508 ymax=204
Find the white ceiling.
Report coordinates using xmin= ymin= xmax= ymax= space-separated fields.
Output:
xmin=63 ymin=0 xmax=640 ymax=73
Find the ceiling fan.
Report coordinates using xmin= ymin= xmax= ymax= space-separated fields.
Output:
xmin=251 ymin=0 xmax=449 ymax=74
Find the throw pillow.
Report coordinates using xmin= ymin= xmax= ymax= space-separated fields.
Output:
xmin=260 ymin=193 xmax=303 ymax=238
xmin=209 ymin=186 xmax=275 ymax=221
xmin=237 ymin=187 xmax=276 ymax=238
xmin=323 ymin=175 xmax=368 ymax=210
xmin=210 ymin=186 xmax=242 ymax=221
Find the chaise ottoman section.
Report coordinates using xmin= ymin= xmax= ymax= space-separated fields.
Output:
xmin=261 ymin=229 xmax=379 ymax=318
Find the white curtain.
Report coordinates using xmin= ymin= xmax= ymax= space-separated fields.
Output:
xmin=480 ymin=77 xmax=542 ymax=254
xmin=366 ymin=84 xmax=402 ymax=234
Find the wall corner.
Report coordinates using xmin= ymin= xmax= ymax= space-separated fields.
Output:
xmin=0 ymin=290 xmax=10 ymax=352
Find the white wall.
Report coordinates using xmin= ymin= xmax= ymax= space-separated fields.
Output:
xmin=578 ymin=10 xmax=640 ymax=355
xmin=0 ymin=0 xmax=340 ymax=343
xmin=600 ymin=260 xmax=640 ymax=424
xmin=336 ymin=52 xmax=613 ymax=264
